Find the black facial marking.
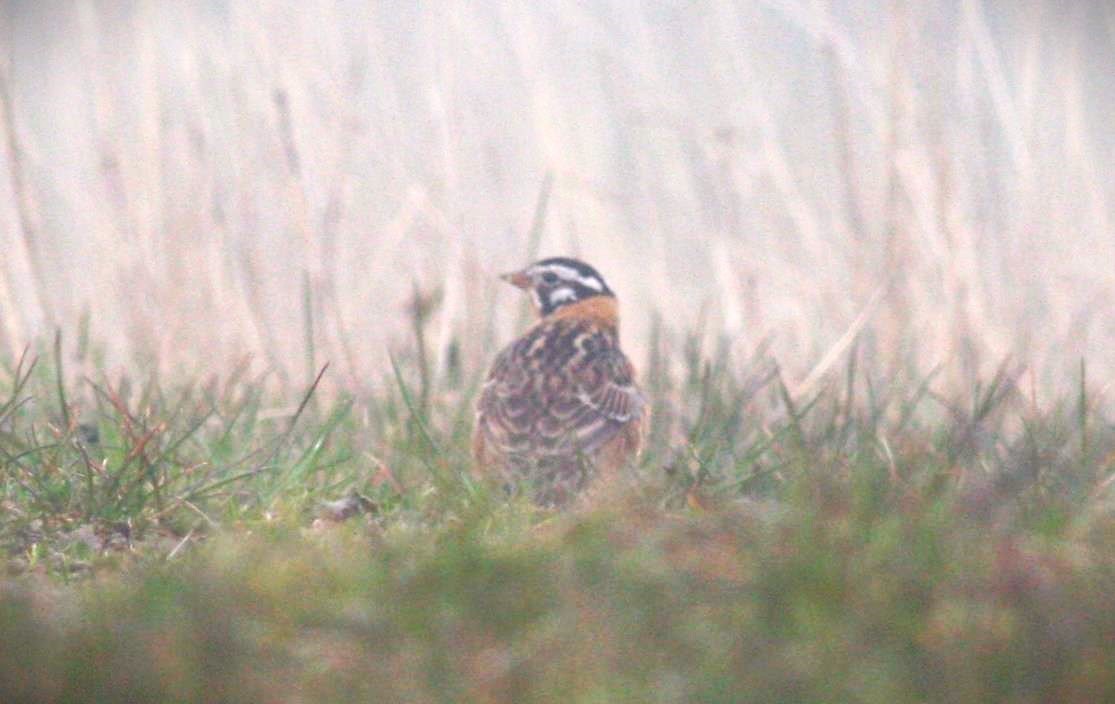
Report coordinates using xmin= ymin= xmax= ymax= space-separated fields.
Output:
xmin=528 ymin=257 xmax=615 ymax=316
xmin=534 ymin=258 xmax=612 ymax=290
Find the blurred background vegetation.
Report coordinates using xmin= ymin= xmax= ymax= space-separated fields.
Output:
xmin=1 ymin=0 xmax=1113 ymax=398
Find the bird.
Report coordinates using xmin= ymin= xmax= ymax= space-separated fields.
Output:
xmin=473 ymin=257 xmax=647 ymax=507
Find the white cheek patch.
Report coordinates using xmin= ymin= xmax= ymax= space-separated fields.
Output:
xmin=548 ymin=287 xmax=576 ymax=306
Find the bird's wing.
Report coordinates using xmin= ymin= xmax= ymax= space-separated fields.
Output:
xmin=537 ymin=347 xmax=646 ymax=456
xmin=475 ymin=322 xmax=645 ymax=461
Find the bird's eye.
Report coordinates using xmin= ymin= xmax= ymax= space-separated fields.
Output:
xmin=541 ymin=272 xmax=559 ymax=284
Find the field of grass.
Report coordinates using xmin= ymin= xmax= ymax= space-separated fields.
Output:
xmin=3 ymin=323 xmax=1115 ymax=702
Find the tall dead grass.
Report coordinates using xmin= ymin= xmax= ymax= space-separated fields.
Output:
xmin=0 ymin=0 xmax=1111 ymax=405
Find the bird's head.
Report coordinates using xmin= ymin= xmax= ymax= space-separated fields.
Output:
xmin=501 ymin=257 xmax=614 ymax=317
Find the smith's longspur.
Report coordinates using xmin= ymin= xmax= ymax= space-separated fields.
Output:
xmin=472 ymin=257 xmax=647 ymax=507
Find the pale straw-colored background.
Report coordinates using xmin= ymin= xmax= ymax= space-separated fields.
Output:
xmin=1 ymin=1 xmax=1112 ymax=400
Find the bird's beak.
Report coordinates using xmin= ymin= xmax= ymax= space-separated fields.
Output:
xmin=500 ymin=270 xmax=532 ymax=289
